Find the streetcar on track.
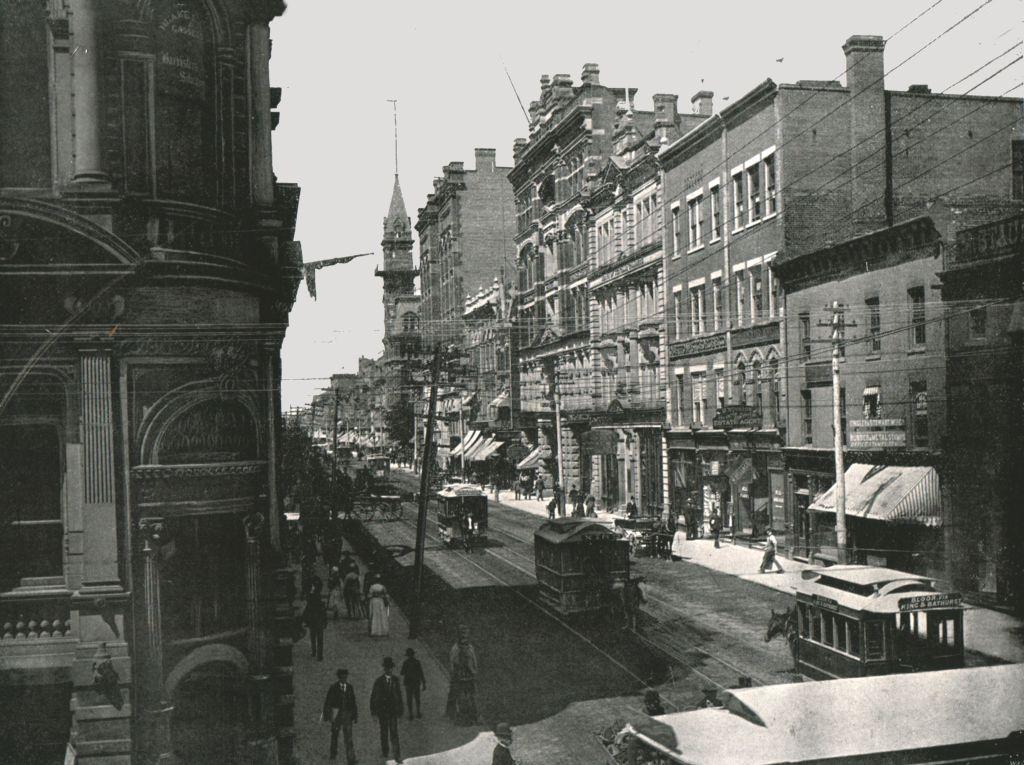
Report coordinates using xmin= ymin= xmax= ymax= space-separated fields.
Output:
xmin=766 ymin=565 xmax=965 ymax=680
xmin=434 ymin=484 xmax=488 ymax=550
xmin=599 ymin=664 xmax=1024 ymax=764
xmin=534 ymin=518 xmax=630 ymax=616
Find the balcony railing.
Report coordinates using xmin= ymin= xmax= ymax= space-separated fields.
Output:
xmin=1 ymin=591 xmax=73 ymax=640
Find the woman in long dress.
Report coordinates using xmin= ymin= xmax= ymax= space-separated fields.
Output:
xmin=367 ymin=581 xmax=390 ymax=637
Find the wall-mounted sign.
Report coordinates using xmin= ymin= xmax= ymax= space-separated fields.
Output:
xmin=713 ymin=405 xmax=762 ymax=430
xmin=849 ymin=418 xmax=906 ymax=448
xmin=954 ymin=214 xmax=1022 ymax=265
xmin=810 ymin=594 xmax=840 ymax=610
xmin=898 ymin=593 xmax=962 ymax=611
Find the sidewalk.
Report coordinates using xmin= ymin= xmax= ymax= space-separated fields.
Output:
xmin=395 ymin=465 xmax=1024 ymax=665
xmin=291 ymin=546 xmax=482 ymax=764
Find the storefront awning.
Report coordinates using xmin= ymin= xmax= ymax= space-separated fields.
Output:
xmin=809 ymin=463 xmax=942 ymax=526
xmin=516 ymin=444 xmax=552 ymax=470
xmin=462 ymin=435 xmax=491 ymax=461
xmin=471 ymin=439 xmax=505 ymax=462
xmin=450 ymin=430 xmax=482 ymax=458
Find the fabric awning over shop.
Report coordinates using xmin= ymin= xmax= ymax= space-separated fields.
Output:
xmin=516 ymin=444 xmax=552 ymax=470
xmin=450 ymin=430 xmax=482 ymax=458
xmin=809 ymin=463 xmax=942 ymax=526
xmin=472 ymin=439 xmax=505 ymax=462
xmin=463 ymin=435 xmax=491 ymax=461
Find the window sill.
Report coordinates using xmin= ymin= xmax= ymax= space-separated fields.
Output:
xmin=763 ymin=211 xmax=779 ymax=222
xmin=907 ymin=347 xmax=927 ymax=355
xmin=709 ymin=235 xmax=721 ymax=244
xmin=746 ymin=218 xmax=763 ymax=229
xmin=687 ymin=244 xmax=704 ymax=254
xmin=865 ymin=354 xmax=881 ymax=362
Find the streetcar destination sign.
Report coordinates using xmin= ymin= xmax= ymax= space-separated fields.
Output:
xmin=898 ymin=593 xmax=962 ymax=611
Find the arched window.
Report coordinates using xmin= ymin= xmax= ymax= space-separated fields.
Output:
xmin=735 ymin=360 xmax=747 ymax=406
xmin=751 ymin=357 xmax=763 ymax=412
xmin=767 ymin=354 xmax=780 ymax=426
xmin=153 ymin=0 xmax=215 ymax=202
xmin=0 ymin=1 xmax=51 ymax=187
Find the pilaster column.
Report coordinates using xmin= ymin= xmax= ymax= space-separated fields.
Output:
xmin=139 ymin=518 xmax=176 ymax=763
xmin=70 ymin=0 xmax=108 ymax=183
xmin=80 ymin=349 xmax=119 ymax=587
xmin=248 ymin=21 xmax=274 ymax=207
xmin=243 ymin=512 xmax=277 ymax=763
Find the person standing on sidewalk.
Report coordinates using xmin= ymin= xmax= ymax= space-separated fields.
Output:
xmin=446 ymin=625 xmax=479 ymax=725
xmin=710 ymin=510 xmax=722 ymax=549
xmin=491 ymin=722 xmax=515 ymax=765
xmin=535 ymin=476 xmax=545 ymax=501
xmin=759 ymin=528 xmax=785 ymax=573
xmin=303 ymin=580 xmax=327 ymax=661
xmin=400 ymin=648 xmax=425 ymax=720
xmin=553 ymin=483 xmax=564 ymax=517
xmin=367 ymin=579 xmax=390 ymax=637
xmin=322 ymin=668 xmax=358 ymax=764
xmin=369 ymin=657 xmax=404 ymax=763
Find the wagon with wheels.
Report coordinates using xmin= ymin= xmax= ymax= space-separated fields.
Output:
xmin=433 ymin=484 xmax=488 ymax=550
xmin=352 ymin=492 xmax=404 ymax=522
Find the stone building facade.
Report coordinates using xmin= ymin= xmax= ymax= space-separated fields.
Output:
xmin=0 ymin=1 xmax=301 ymax=762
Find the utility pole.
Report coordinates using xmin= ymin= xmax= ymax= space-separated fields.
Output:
xmin=828 ymin=301 xmax=850 ymax=564
xmin=553 ymin=367 xmax=564 ymax=514
xmin=459 ymin=405 xmax=466 ymax=479
xmin=331 ymin=388 xmax=340 ymax=520
xmin=410 ymin=345 xmax=443 ymax=639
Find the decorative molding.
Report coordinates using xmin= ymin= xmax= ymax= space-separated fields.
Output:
xmin=132 ymin=460 xmax=265 ymax=480
xmin=0 ymin=200 xmax=141 ymax=266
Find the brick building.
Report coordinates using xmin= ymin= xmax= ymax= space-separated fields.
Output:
xmin=661 ymin=35 xmax=1023 ymax=553
xmin=414 ymin=149 xmax=515 ymax=464
xmin=510 ymin=65 xmax=637 ymax=492
xmin=0 ymin=1 xmax=301 ymax=762
xmin=584 ymin=92 xmax=706 ymax=514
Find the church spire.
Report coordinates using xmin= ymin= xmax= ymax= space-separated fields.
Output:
xmin=383 ymin=173 xmax=409 ymax=237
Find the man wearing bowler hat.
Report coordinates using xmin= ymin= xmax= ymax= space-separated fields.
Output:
xmin=369 ymin=656 xmax=404 ymax=762
xmin=492 ymin=722 xmax=515 ymax=765
xmin=322 ymin=668 xmax=358 ymax=763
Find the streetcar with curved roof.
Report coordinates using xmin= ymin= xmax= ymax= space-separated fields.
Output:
xmin=534 ymin=518 xmax=630 ymax=616
xmin=434 ymin=484 xmax=488 ymax=550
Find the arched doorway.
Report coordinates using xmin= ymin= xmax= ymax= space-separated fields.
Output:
xmin=169 ymin=659 xmax=249 ymax=763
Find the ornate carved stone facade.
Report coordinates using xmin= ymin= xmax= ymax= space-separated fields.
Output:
xmin=0 ymin=1 xmax=300 ymax=762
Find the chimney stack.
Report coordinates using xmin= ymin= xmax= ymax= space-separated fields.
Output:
xmin=539 ymin=74 xmax=551 ymax=105
xmin=474 ymin=148 xmax=496 ymax=172
xmin=581 ymin=63 xmax=600 ymax=86
xmin=691 ymin=90 xmax=713 ymax=117
xmin=653 ymin=93 xmax=679 ymax=126
xmin=552 ymin=73 xmax=573 ymax=101
xmin=843 ymin=35 xmax=889 ymax=228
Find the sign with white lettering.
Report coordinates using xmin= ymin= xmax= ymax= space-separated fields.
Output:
xmin=850 ymin=419 xmax=906 ymax=448
xmin=898 ymin=593 xmax=962 ymax=611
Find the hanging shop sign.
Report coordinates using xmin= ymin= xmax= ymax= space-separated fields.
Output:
xmin=849 ymin=418 xmax=906 ymax=448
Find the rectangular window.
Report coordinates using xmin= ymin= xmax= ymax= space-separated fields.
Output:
xmin=732 ymin=172 xmax=745 ymax=230
xmin=672 ymin=288 xmax=684 ymax=340
xmin=863 ymin=387 xmax=880 ymax=419
xmin=810 ymin=607 xmax=822 ymax=642
xmin=671 ymin=206 xmax=682 ymax=258
xmin=747 ymin=164 xmax=762 ymax=223
xmin=764 ymin=153 xmax=777 ymax=215
xmin=687 ymin=195 xmax=703 ymax=249
xmin=752 ymin=267 xmax=764 ymax=321
xmin=911 ymin=381 xmax=928 ymax=448
xmin=866 ymin=296 xmax=881 ymax=352
xmin=798 ymin=603 xmax=809 ymax=637
xmin=712 ymin=277 xmax=723 ymax=330
xmin=835 ymin=615 xmax=848 ymax=653
xmin=909 ymin=286 xmax=926 ymax=346
xmin=865 ymin=621 xmax=885 ymax=660
xmin=849 ymin=620 xmax=861 ymax=656
xmin=716 ymin=372 xmax=726 ymax=411
xmin=969 ymin=306 xmax=987 ymax=338
xmin=689 ymin=286 xmax=705 ymax=335
xmin=823 ymin=613 xmax=835 ymax=646
xmin=799 ymin=312 xmax=811 ymax=361
xmin=691 ymin=372 xmax=706 ymax=425
xmin=802 ymin=390 xmax=812 ymax=444
xmin=736 ymin=271 xmax=746 ymax=327
xmin=709 ymin=183 xmax=722 ymax=240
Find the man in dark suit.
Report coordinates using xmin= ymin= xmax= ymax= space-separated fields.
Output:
xmin=369 ymin=656 xmax=403 ymax=762
xmin=322 ymin=668 xmax=358 ymax=763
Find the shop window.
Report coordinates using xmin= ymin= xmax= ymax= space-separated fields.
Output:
xmin=908 ymin=286 xmax=926 ymax=346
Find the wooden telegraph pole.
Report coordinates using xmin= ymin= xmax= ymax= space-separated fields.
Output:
xmin=331 ymin=387 xmax=340 ymax=520
xmin=410 ymin=345 xmax=443 ymax=639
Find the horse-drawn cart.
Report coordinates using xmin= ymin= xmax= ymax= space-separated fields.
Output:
xmin=351 ymin=492 xmax=406 ymax=522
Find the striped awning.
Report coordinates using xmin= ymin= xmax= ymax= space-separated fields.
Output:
xmin=516 ymin=444 xmax=552 ymax=470
xmin=471 ymin=439 xmax=505 ymax=462
xmin=463 ymin=435 xmax=491 ymax=461
xmin=450 ymin=430 xmax=482 ymax=458
xmin=809 ymin=464 xmax=942 ymax=526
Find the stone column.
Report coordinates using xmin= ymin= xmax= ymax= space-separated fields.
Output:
xmin=70 ymin=0 xmax=108 ymax=184
xmin=80 ymin=349 xmax=119 ymax=587
xmin=139 ymin=518 xmax=176 ymax=763
xmin=243 ymin=512 xmax=278 ymax=764
xmin=248 ymin=21 xmax=274 ymax=207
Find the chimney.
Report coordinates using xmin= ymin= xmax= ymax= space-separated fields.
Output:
xmin=843 ymin=35 xmax=889 ymax=228
xmin=513 ymin=137 xmax=528 ymax=158
xmin=474 ymin=148 xmax=496 ymax=172
xmin=691 ymin=90 xmax=713 ymax=117
xmin=581 ymin=63 xmax=600 ymax=86
xmin=552 ymin=73 xmax=573 ymax=101
xmin=907 ymin=84 xmax=931 ymax=94
xmin=653 ymin=93 xmax=679 ymax=126
xmin=539 ymin=74 xmax=551 ymax=104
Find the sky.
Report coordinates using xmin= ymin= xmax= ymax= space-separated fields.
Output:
xmin=271 ymin=0 xmax=1022 ymax=410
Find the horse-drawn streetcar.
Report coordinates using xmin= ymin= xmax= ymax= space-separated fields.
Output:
xmin=534 ymin=518 xmax=631 ymax=616
xmin=766 ymin=565 xmax=964 ymax=680
xmin=434 ymin=484 xmax=488 ymax=550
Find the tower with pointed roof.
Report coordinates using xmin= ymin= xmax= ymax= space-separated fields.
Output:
xmin=375 ymin=174 xmax=421 ymax=436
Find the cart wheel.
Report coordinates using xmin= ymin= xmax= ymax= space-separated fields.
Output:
xmin=383 ymin=502 xmax=401 ymax=522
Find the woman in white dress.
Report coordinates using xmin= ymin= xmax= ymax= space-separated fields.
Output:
xmin=367 ymin=581 xmax=390 ymax=637
xmin=670 ymin=520 xmax=688 ymax=561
